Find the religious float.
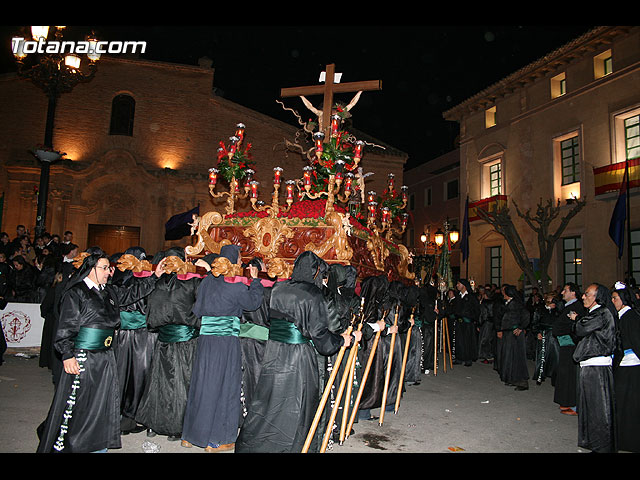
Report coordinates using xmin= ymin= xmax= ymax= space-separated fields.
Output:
xmin=183 ymin=118 xmax=414 ymax=283
xmin=114 ymin=65 xmax=414 ymax=283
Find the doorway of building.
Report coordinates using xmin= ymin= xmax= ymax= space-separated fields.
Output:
xmin=87 ymin=224 xmax=141 ymax=256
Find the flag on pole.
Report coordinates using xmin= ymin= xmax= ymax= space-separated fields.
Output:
xmin=165 ymin=205 xmax=199 ymax=240
xmin=460 ymin=196 xmax=470 ymax=262
xmin=608 ymin=161 xmax=629 ymax=259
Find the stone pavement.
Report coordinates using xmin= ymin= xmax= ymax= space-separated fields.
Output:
xmin=1 ymin=351 xmax=589 ymax=454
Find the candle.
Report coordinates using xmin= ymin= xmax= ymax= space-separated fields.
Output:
xmin=382 ymin=207 xmax=391 ymax=223
xmin=228 ymin=136 xmax=239 ymax=155
xmin=285 ymin=180 xmax=295 ymax=200
xmin=402 ymin=213 xmax=409 ymax=227
xmin=273 ymin=167 xmax=283 ymax=185
xmin=208 ymin=168 xmax=218 ymax=186
xmin=354 ymin=140 xmax=364 ymax=160
xmin=303 ymin=166 xmax=313 ymax=186
xmin=330 ymin=114 xmax=341 ymax=136
xmin=368 ymin=201 xmax=378 ymax=217
xmin=401 ymin=185 xmax=408 ymax=202
xmin=250 ymin=180 xmax=259 ymax=198
xmin=344 ymin=172 xmax=353 ymax=192
xmin=367 ymin=191 xmax=377 ymax=203
xmin=313 ymin=131 xmax=325 ymax=154
xmin=335 ymin=160 xmax=345 ymax=181
xmin=244 ymin=168 xmax=255 ymax=187
xmin=235 ymin=123 xmax=246 ymax=142
xmin=388 ymin=173 xmax=395 ymax=190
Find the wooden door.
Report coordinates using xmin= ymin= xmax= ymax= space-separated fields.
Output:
xmin=86 ymin=224 xmax=141 ymax=256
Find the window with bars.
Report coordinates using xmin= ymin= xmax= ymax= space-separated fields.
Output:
xmin=561 ymin=136 xmax=580 ymax=185
xmin=489 ymin=246 xmax=502 ymax=286
xmin=563 ymin=236 xmax=582 ymax=288
xmin=625 ymin=115 xmax=640 ymax=160
xmin=489 ymin=162 xmax=502 ymax=196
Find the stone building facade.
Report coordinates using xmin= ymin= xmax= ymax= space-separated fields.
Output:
xmin=443 ymin=26 xmax=640 ymax=290
xmin=0 ymin=55 xmax=407 ymax=255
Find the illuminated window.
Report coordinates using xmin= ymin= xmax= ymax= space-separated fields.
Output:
xmin=551 ymin=72 xmax=566 ymax=98
xmin=561 ymin=136 xmax=580 ymax=185
xmin=489 ymin=162 xmax=502 ymax=196
xmin=594 ymin=49 xmax=613 ymax=79
xmin=485 ymin=106 xmax=496 ymax=128
xmin=625 ymin=115 xmax=640 ymax=160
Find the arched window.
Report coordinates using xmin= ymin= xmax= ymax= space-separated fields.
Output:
xmin=109 ymin=94 xmax=135 ymax=136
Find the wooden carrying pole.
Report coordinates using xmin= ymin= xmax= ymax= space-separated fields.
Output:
xmin=344 ymin=309 xmax=387 ymax=440
xmin=379 ymin=304 xmax=400 ymax=427
xmin=339 ymin=298 xmax=366 ymax=445
xmin=301 ymin=320 xmax=354 ymax=453
xmin=395 ymin=308 xmax=415 ymax=414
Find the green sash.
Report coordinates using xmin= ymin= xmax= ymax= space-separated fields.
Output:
xmin=74 ymin=326 xmax=115 ymax=350
xmin=158 ymin=324 xmax=197 ymax=343
xmin=200 ymin=316 xmax=240 ymax=337
xmin=269 ymin=318 xmax=311 ymax=344
xmin=119 ymin=311 xmax=147 ymax=330
xmin=239 ymin=322 xmax=269 ymax=341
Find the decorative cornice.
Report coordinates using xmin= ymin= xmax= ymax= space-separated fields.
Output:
xmin=442 ymin=26 xmax=635 ymax=121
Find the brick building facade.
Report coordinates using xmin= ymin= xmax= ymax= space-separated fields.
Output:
xmin=0 ymin=55 xmax=407 ymax=255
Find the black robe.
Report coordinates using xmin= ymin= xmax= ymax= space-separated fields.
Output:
xmin=239 ymin=286 xmax=271 ymax=428
xmin=419 ymin=284 xmax=438 ymax=372
xmin=613 ymin=306 xmax=640 ymax=452
xmin=135 ymin=273 xmax=201 ymax=437
xmin=36 ymin=275 xmax=159 ymax=453
xmin=452 ymin=290 xmax=480 ymax=364
xmin=112 ymin=271 xmax=157 ymax=431
xmin=497 ymin=297 xmax=529 ymax=387
xmin=531 ymin=303 xmax=560 ymax=384
xmin=552 ymin=299 xmax=585 ymax=407
xmin=235 ymin=251 xmax=343 ymax=453
xmin=182 ymin=265 xmax=264 ymax=448
xmin=573 ymin=304 xmax=617 ymax=453
xmin=477 ymin=297 xmax=495 ymax=361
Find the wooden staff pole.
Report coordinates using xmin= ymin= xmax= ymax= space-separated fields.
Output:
xmin=301 ymin=318 xmax=354 ymax=453
xmin=445 ymin=316 xmax=453 ymax=369
xmin=379 ymin=304 xmax=400 ymax=427
xmin=339 ymin=298 xmax=365 ymax=445
xmin=395 ymin=308 xmax=415 ymax=414
xmin=344 ymin=310 xmax=387 ymax=440
xmin=434 ymin=315 xmax=438 ymax=376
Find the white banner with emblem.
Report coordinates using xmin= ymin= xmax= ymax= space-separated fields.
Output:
xmin=1 ymin=303 xmax=45 ymax=348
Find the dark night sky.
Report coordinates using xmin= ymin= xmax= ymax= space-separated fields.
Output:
xmin=1 ymin=24 xmax=595 ymax=169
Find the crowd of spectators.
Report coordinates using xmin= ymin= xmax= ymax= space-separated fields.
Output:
xmin=0 ymin=225 xmax=78 ymax=306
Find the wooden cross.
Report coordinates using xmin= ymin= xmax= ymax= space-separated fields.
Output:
xmin=280 ymin=63 xmax=382 ymax=136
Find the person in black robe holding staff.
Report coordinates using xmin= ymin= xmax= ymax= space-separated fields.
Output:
xmin=235 ymin=251 xmax=359 ymax=453
xmin=36 ymin=252 xmax=166 ymax=453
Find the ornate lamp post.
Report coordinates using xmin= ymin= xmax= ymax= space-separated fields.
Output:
xmin=12 ymin=26 xmax=101 ymax=236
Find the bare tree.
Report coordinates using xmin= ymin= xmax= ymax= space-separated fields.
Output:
xmin=475 ymin=197 xmax=586 ymax=292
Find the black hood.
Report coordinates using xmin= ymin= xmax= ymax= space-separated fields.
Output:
xmin=291 ymin=250 xmax=328 ymax=288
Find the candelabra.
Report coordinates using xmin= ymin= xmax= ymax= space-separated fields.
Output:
xmin=365 ymin=174 xmax=409 ymax=241
xmin=249 ymin=168 xmax=295 ymax=218
xmin=208 ymin=123 xmax=253 ymax=215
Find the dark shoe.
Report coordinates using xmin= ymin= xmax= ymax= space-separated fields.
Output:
xmin=130 ymin=424 xmax=146 ymax=434
xmin=167 ymin=434 xmax=181 ymax=441
xmin=365 ymin=415 xmax=379 ymax=421
xmin=515 ymin=386 xmax=528 ymax=391
xmin=464 ymin=362 xmax=472 ymax=367
xmin=146 ymin=428 xmax=157 ymax=438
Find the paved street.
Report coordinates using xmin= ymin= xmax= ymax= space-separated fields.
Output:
xmin=0 ymin=349 xmax=592 ymax=454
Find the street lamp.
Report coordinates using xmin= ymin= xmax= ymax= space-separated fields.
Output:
xmin=12 ymin=26 xmax=101 ymax=237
